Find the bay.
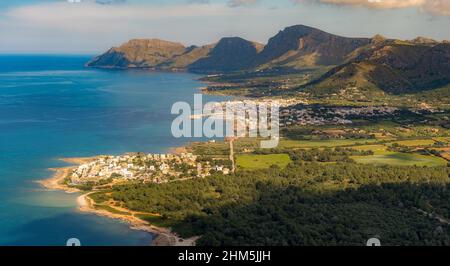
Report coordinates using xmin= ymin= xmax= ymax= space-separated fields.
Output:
xmin=0 ymin=55 xmax=225 ymax=246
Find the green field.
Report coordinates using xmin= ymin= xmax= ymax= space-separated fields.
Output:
xmin=390 ymin=139 xmax=436 ymax=147
xmin=352 ymin=152 xmax=447 ymax=167
xmin=352 ymin=144 xmax=388 ymax=152
xmin=236 ymin=154 xmax=292 ymax=169
xmin=278 ymin=139 xmax=378 ymax=149
xmin=433 ymin=137 xmax=450 ymax=143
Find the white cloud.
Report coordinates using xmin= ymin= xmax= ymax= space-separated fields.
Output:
xmin=293 ymin=0 xmax=450 ymax=16
xmin=5 ymin=2 xmax=231 ymax=22
xmin=1 ymin=0 xmax=449 ymax=53
xmin=228 ymin=0 xmax=261 ymax=8
xmin=310 ymin=0 xmax=425 ymax=9
xmin=0 ymin=2 xmax=278 ymax=53
xmin=423 ymin=0 xmax=450 ymax=16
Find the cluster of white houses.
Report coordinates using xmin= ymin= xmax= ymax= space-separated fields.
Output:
xmin=69 ymin=152 xmax=230 ymax=185
xmin=194 ymin=99 xmax=397 ymax=129
xmin=191 ymin=99 xmax=306 ymax=119
xmin=280 ymin=106 xmax=398 ymax=127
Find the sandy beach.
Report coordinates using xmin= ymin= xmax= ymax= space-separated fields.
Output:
xmin=77 ymin=193 xmax=198 ymax=246
xmin=39 ymin=157 xmax=198 ymax=246
xmin=36 ymin=157 xmax=96 ymax=193
xmin=167 ymin=146 xmax=188 ymax=155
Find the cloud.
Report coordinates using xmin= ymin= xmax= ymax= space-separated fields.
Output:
xmin=305 ymin=0 xmax=424 ymax=9
xmin=228 ymin=0 xmax=261 ymax=8
xmin=4 ymin=2 xmax=233 ymax=22
xmin=292 ymin=0 xmax=450 ymax=16
xmin=66 ymin=0 xmax=127 ymax=4
xmin=187 ymin=0 xmax=210 ymax=4
xmin=95 ymin=0 xmax=127 ymax=5
xmin=0 ymin=1 xmax=278 ymax=53
xmin=423 ymin=0 xmax=450 ymax=16
xmin=1 ymin=0 xmax=450 ymax=53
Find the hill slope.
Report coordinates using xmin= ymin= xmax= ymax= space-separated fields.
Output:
xmin=188 ymin=37 xmax=264 ymax=73
xmin=254 ymin=25 xmax=371 ymax=69
xmin=307 ymin=40 xmax=450 ymax=95
xmin=86 ymin=39 xmax=214 ymax=70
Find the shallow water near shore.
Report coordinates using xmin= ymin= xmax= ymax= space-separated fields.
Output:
xmin=0 ymin=55 xmax=226 ymax=245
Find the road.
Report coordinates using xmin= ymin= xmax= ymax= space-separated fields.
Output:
xmin=229 ymin=139 xmax=236 ymax=173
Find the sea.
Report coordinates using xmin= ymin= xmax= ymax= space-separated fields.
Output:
xmin=0 ymin=55 xmax=226 ymax=246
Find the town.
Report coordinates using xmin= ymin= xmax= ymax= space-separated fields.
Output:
xmin=69 ymin=152 xmax=231 ymax=186
xmin=194 ymin=99 xmax=398 ymax=128
xmin=279 ymin=106 xmax=399 ymax=127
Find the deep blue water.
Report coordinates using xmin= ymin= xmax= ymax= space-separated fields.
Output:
xmin=0 ymin=55 xmax=224 ymax=246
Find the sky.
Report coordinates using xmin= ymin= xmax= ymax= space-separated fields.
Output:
xmin=1 ymin=0 xmax=450 ymax=54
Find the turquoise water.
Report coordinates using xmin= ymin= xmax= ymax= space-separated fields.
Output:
xmin=0 ymin=55 xmax=224 ymax=246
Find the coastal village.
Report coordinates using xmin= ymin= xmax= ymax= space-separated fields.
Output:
xmin=69 ymin=152 xmax=231 ymax=186
xmin=196 ymin=98 xmax=399 ymax=128
xmin=279 ymin=106 xmax=399 ymax=127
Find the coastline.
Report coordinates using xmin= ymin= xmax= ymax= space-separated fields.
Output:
xmin=77 ymin=192 xmax=198 ymax=246
xmin=36 ymin=157 xmax=97 ymax=193
xmin=38 ymin=156 xmax=198 ymax=246
xmin=167 ymin=146 xmax=188 ymax=155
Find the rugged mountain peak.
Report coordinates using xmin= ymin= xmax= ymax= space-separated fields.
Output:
xmin=279 ymin=24 xmax=327 ymax=36
xmin=410 ymin=36 xmax=439 ymax=45
xmin=254 ymin=25 xmax=371 ymax=68
xmin=117 ymin=38 xmax=185 ymax=49
xmin=371 ymin=34 xmax=387 ymax=43
xmin=188 ymin=37 xmax=264 ymax=73
xmin=213 ymin=37 xmax=263 ymax=53
xmin=86 ymin=38 xmax=188 ymax=69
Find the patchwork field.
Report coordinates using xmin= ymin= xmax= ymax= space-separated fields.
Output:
xmin=351 ymin=152 xmax=448 ymax=167
xmin=433 ymin=137 xmax=450 ymax=143
xmin=236 ymin=154 xmax=292 ymax=170
xmin=278 ymin=139 xmax=378 ymax=149
xmin=390 ymin=139 xmax=436 ymax=147
xmin=191 ymin=135 xmax=449 ymax=169
xmin=352 ymin=145 xmax=388 ymax=152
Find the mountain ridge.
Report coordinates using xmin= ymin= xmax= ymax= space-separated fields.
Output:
xmin=253 ymin=25 xmax=372 ymax=69
xmin=86 ymin=25 xmax=450 ymax=96
xmin=304 ymin=39 xmax=450 ymax=95
xmin=86 ymin=24 xmax=375 ymax=72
